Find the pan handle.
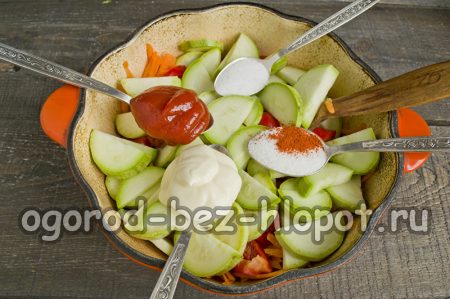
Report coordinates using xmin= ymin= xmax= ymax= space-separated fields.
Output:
xmin=40 ymin=85 xmax=80 ymax=149
xmin=397 ymin=108 xmax=431 ymax=173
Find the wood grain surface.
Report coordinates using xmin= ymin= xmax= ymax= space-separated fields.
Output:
xmin=0 ymin=1 xmax=449 ymax=298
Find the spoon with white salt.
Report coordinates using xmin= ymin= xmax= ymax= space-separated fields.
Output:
xmin=214 ymin=0 xmax=379 ymax=96
xmin=248 ymin=127 xmax=450 ymax=177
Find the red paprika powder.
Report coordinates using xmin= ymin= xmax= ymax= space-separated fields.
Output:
xmin=268 ymin=126 xmax=323 ymax=154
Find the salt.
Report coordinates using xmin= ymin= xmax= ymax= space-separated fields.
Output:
xmin=248 ymin=129 xmax=329 ymax=177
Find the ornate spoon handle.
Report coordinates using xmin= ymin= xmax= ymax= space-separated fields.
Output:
xmin=149 ymin=230 xmax=192 ymax=299
xmin=0 ymin=42 xmax=131 ymax=103
xmin=278 ymin=0 xmax=379 ymax=57
xmin=332 ymin=137 xmax=450 ymax=154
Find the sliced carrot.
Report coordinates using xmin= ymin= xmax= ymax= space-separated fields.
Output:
xmin=325 ymin=98 xmax=335 ymax=114
xmin=156 ymin=53 xmax=176 ymax=76
xmin=122 ymin=61 xmax=135 ymax=78
xmin=234 ymin=269 xmax=288 ymax=280
xmin=142 ymin=44 xmax=160 ymax=77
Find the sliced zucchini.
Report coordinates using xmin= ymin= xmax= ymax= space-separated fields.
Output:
xmin=294 ymin=64 xmax=339 ymax=128
xmin=275 ymin=212 xmax=345 ymax=261
xmin=175 ymin=136 xmax=204 ymax=157
xmin=268 ymin=74 xmax=286 ymax=84
xmin=298 ymin=163 xmax=353 ymax=197
xmin=258 ymin=82 xmax=302 ymax=126
xmin=115 ymin=166 xmax=165 ymax=209
xmin=277 ymin=66 xmax=305 ymax=85
xmin=175 ymin=232 xmax=242 ymax=277
xmin=181 ymin=60 xmax=214 ymax=94
xmin=246 ymin=158 xmax=270 ymax=176
xmin=253 ymin=172 xmax=277 ymax=194
xmin=236 ymin=169 xmax=281 ymax=210
xmin=176 ymin=51 xmax=203 ymax=66
xmin=154 ymin=145 xmax=178 ymax=168
xmin=197 ymin=48 xmax=221 ymax=76
xmin=89 ymin=130 xmax=156 ymax=179
xmin=215 ymin=33 xmax=259 ymax=75
xmin=105 ymin=176 xmax=120 ymax=200
xmin=150 ymin=238 xmax=174 ymax=255
xmin=226 ymin=125 xmax=266 ymax=169
xmin=124 ymin=201 xmax=173 ymax=240
xmin=270 ymin=56 xmax=288 ymax=74
xmin=327 ymin=128 xmax=380 ymax=174
xmin=120 ymin=76 xmax=181 ymax=97
xmin=179 ymin=39 xmax=223 ymax=52
xmin=279 ymin=178 xmax=331 ymax=220
xmin=282 ymin=246 xmax=309 ymax=270
xmin=214 ymin=202 xmax=249 ymax=254
xmin=115 ymin=112 xmax=146 ymax=139
xmin=244 ymin=97 xmax=264 ymax=126
xmin=203 ymin=96 xmax=255 ymax=145
xmin=198 ymin=90 xmax=220 ymax=104
xmin=326 ymin=176 xmax=365 ymax=212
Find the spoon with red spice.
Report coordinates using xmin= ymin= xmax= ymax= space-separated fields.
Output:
xmin=248 ymin=126 xmax=450 ymax=177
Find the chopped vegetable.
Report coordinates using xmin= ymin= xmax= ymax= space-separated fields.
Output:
xmin=259 ymin=112 xmax=280 ymax=128
xmin=164 ymin=65 xmax=186 ymax=78
xmin=312 ymin=127 xmax=336 ymax=141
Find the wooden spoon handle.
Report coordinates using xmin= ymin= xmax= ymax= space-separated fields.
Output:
xmin=312 ymin=60 xmax=450 ymax=126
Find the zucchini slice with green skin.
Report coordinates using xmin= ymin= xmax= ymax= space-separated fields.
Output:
xmin=115 ymin=112 xmax=146 ymax=139
xmin=174 ymin=231 xmax=242 ymax=277
xmin=246 ymin=158 xmax=270 ymax=177
xmin=89 ymin=130 xmax=156 ymax=179
xmin=246 ymin=207 xmax=278 ymax=241
xmin=181 ymin=60 xmax=214 ymax=94
xmin=258 ymin=82 xmax=302 ymax=126
xmin=236 ymin=169 xmax=281 ymax=210
xmin=179 ymin=39 xmax=223 ymax=52
xmin=115 ymin=166 xmax=164 ymax=209
xmin=267 ymin=74 xmax=286 ymax=84
xmin=105 ymin=176 xmax=120 ymax=200
xmin=203 ymin=96 xmax=255 ymax=145
xmin=271 ymin=56 xmax=288 ymax=74
xmin=175 ymin=136 xmax=204 ymax=157
xmin=215 ymin=33 xmax=259 ymax=76
xmin=150 ymin=238 xmax=174 ymax=255
xmin=253 ymin=172 xmax=277 ymax=194
xmin=282 ymin=246 xmax=309 ymax=270
xmin=298 ymin=163 xmax=353 ymax=197
xmin=120 ymin=76 xmax=181 ymax=97
xmin=279 ymin=178 xmax=331 ymax=220
xmin=294 ymin=64 xmax=339 ymax=129
xmin=243 ymin=97 xmax=264 ymax=126
xmin=214 ymin=202 xmax=249 ymax=255
xmin=275 ymin=212 xmax=345 ymax=261
xmin=154 ymin=145 xmax=178 ymax=168
xmin=175 ymin=51 xmax=203 ymax=66
xmin=198 ymin=90 xmax=220 ymax=104
xmin=326 ymin=176 xmax=365 ymax=212
xmin=277 ymin=66 xmax=305 ymax=85
xmin=226 ymin=125 xmax=266 ymax=169
xmin=124 ymin=201 xmax=173 ymax=240
xmin=125 ymin=183 xmax=160 ymax=209
xmin=327 ymin=128 xmax=380 ymax=174
xmin=197 ymin=48 xmax=221 ymax=76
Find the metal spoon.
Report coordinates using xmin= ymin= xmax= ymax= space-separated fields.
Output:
xmin=214 ymin=0 xmax=379 ymax=96
xmin=149 ymin=144 xmax=230 ymax=299
xmin=0 ymin=42 xmax=132 ymax=103
xmin=248 ymin=127 xmax=450 ymax=177
xmin=249 ymin=127 xmax=450 ymax=177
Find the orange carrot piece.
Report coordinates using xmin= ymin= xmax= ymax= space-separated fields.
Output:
xmin=156 ymin=53 xmax=176 ymax=76
xmin=325 ymin=98 xmax=335 ymax=114
xmin=142 ymin=44 xmax=160 ymax=77
xmin=122 ymin=61 xmax=134 ymax=78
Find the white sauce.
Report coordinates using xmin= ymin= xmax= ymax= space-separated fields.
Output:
xmin=159 ymin=144 xmax=242 ymax=212
xmin=248 ymin=129 xmax=329 ymax=177
xmin=214 ymin=58 xmax=269 ymax=96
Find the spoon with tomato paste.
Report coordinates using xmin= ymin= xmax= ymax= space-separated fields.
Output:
xmin=0 ymin=42 xmax=211 ymax=145
xmin=248 ymin=126 xmax=450 ymax=177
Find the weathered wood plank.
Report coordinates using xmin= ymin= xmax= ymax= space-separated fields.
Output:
xmin=0 ymin=1 xmax=448 ymax=298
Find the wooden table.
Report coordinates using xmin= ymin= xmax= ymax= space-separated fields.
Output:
xmin=0 ymin=1 xmax=449 ymax=298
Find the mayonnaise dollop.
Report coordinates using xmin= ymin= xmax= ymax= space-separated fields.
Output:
xmin=159 ymin=144 xmax=242 ymax=212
